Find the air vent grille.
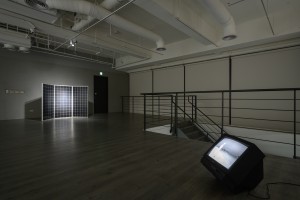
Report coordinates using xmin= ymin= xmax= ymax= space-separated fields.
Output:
xmin=25 ymin=0 xmax=48 ymax=10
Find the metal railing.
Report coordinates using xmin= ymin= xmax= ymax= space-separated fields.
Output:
xmin=141 ymin=87 xmax=300 ymax=159
xmin=121 ymin=96 xmax=144 ymax=114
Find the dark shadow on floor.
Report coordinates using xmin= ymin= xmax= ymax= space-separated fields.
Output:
xmin=25 ymin=98 xmax=41 ymax=121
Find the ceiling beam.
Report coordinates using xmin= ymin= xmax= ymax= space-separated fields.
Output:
xmin=0 ymin=8 xmax=150 ymax=59
xmin=134 ymin=0 xmax=220 ymax=46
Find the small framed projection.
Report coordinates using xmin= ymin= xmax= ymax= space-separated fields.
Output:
xmin=42 ymin=84 xmax=88 ymax=120
xmin=201 ymin=134 xmax=265 ymax=193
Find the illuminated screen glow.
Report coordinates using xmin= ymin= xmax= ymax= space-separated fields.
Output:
xmin=208 ymin=138 xmax=248 ymax=169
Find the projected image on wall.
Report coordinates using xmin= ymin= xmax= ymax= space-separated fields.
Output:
xmin=208 ymin=138 xmax=248 ymax=169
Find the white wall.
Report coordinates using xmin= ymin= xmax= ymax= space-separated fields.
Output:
xmin=0 ymin=49 xmax=129 ymax=120
xmin=130 ymin=70 xmax=152 ymax=96
xmin=232 ymin=47 xmax=300 ymax=89
xmin=186 ymin=58 xmax=229 ymax=91
xmin=154 ymin=66 xmax=184 ymax=93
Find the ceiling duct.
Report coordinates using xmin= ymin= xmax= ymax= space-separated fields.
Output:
xmin=6 ymin=0 xmax=58 ymax=23
xmin=201 ymin=0 xmax=237 ymax=40
xmin=43 ymin=0 xmax=166 ymax=51
xmin=72 ymin=0 xmax=124 ymax=31
xmin=25 ymin=0 xmax=48 ymax=10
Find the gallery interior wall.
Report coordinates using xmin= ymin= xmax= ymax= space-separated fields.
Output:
xmin=129 ymin=46 xmax=300 ymax=130
xmin=0 ymin=49 xmax=129 ymax=120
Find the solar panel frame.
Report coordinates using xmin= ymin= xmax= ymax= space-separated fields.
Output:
xmin=42 ymin=84 xmax=89 ymax=120
xmin=42 ymin=83 xmax=54 ymax=121
xmin=73 ymin=86 xmax=88 ymax=117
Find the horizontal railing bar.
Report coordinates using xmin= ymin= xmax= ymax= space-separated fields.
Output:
xmin=121 ymin=96 xmax=144 ymax=98
xmin=146 ymin=122 xmax=171 ymax=127
xmin=197 ymin=113 xmax=299 ymax=123
xmin=231 ymin=116 xmax=294 ymax=123
xmin=195 ymin=98 xmax=299 ymax=101
xmin=197 ymin=107 xmax=299 ymax=112
xmin=236 ymin=135 xmax=300 ymax=146
xmin=145 ymin=109 xmax=172 ymax=113
xmin=146 ymin=118 xmax=171 ymax=122
xmin=142 ymin=88 xmax=300 ymax=96
xmin=146 ymin=113 xmax=171 ymax=118
xmin=145 ymin=104 xmax=174 ymax=106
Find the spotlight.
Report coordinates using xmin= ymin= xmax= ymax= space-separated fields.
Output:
xmin=70 ymin=39 xmax=77 ymax=47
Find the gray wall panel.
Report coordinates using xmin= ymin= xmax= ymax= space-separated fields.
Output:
xmin=0 ymin=49 xmax=128 ymax=120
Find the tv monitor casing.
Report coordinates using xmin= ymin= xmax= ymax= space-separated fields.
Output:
xmin=201 ymin=134 xmax=265 ymax=193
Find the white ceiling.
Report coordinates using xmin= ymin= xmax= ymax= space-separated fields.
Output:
xmin=0 ymin=0 xmax=299 ymax=71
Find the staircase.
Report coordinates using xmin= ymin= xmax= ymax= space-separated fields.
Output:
xmin=178 ymin=120 xmax=212 ymax=142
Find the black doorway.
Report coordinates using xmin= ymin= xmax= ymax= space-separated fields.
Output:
xmin=94 ymin=76 xmax=108 ymax=113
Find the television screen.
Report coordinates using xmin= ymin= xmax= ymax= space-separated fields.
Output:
xmin=201 ymin=134 xmax=265 ymax=193
xmin=208 ymin=138 xmax=248 ymax=169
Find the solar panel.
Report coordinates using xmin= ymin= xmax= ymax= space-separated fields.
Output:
xmin=54 ymin=85 xmax=73 ymax=118
xmin=42 ymin=84 xmax=54 ymax=120
xmin=73 ymin=86 xmax=88 ymax=117
xmin=42 ymin=84 xmax=88 ymax=120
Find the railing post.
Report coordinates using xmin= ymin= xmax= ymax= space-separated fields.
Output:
xmin=294 ymin=90 xmax=297 ymax=159
xmin=190 ymin=96 xmax=194 ymax=122
xmin=132 ymin=96 xmax=134 ymax=113
xmin=221 ymin=92 xmax=224 ymax=135
xmin=195 ymin=95 xmax=197 ymax=122
xmin=229 ymin=56 xmax=232 ymax=125
xmin=170 ymin=96 xmax=173 ymax=133
xmin=158 ymin=96 xmax=160 ymax=117
xmin=144 ymin=95 xmax=146 ymax=131
xmin=184 ymin=94 xmax=186 ymax=120
xmin=175 ymin=93 xmax=178 ymax=136
xmin=152 ymin=95 xmax=154 ymax=117
xmin=121 ymin=96 xmax=124 ymax=113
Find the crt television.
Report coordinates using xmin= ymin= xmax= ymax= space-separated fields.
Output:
xmin=201 ymin=134 xmax=265 ymax=193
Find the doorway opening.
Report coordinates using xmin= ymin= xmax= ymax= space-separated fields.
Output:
xmin=94 ymin=76 xmax=108 ymax=113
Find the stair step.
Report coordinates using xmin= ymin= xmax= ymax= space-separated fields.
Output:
xmin=178 ymin=121 xmax=193 ymax=128
xmin=181 ymin=125 xmax=198 ymax=132
xmin=185 ymin=130 xmax=202 ymax=139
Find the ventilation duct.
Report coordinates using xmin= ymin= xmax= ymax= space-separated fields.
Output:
xmin=72 ymin=0 xmax=123 ymax=31
xmin=43 ymin=0 xmax=166 ymax=51
xmin=9 ymin=0 xmax=58 ymax=23
xmin=25 ymin=0 xmax=48 ymax=10
xmin=201 ymin=0 xmax=237 ymax=40
xmin=0 ymin=27 xmax=31 ymax=51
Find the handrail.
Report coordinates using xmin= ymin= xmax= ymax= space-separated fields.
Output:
xmin=187 ymin=98 xmax=229 ymax=135
xmin=139 ymin=87 xmax=298 ymax=159
xmin=141 ymin=87 xmax=300 ymax=95
xmin=174 ymin=100 xmax=216 ymax=141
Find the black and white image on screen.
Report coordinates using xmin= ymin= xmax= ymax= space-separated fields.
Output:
xmin=208 ymin=138 xmax=248 ymax=169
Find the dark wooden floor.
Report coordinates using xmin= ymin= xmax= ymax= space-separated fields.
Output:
xmin=0 ymin=113 xmax=300 ymax=200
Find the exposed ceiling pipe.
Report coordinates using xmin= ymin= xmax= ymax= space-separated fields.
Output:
xmin=102 ymin=0 xmax=124 ymax=10
xmin=72 ymin=0 xmax=124 ymax=31
xmin=45 ymin=0 xmax=166 ymax=51
xmin=201 ymin=0 xmax=237 ymax=40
